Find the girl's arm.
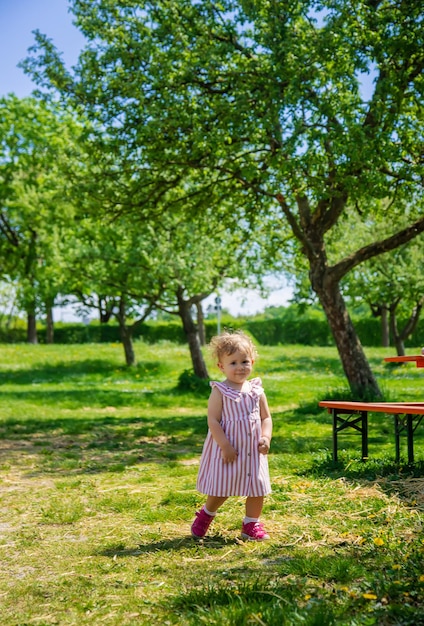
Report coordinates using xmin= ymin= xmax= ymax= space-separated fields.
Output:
xmin=258 ymin=392 xmax=273 ymax=455
xmin=207 ymin=386 xmax=238 ymax=463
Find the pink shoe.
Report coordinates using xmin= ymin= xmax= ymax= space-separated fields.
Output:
xmin=191 ymin=508 xmax=214 ymax=538
xmin=241 ymin=521 xmax=270 ymax=541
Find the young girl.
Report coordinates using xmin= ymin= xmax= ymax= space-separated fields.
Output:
xmin=191 ymin=330 xmax=272 ymax=541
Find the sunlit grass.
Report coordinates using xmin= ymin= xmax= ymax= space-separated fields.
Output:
xmin=0 ymin=341 xmax=423 ymax=624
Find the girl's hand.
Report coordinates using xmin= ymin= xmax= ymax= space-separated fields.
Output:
xmin=258 ymin=436 xmax=270 ymax=455
xmin=221 ymin=442 xmax=238 ymax=463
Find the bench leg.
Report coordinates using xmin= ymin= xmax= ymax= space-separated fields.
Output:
xmin=407 ymin=414 xmax=414 ymax=464
xmin=394 ymin=415 xmax=400 ymax=463
xmin=331 ymin=409 xmax=368 ymax=463
xmin=361 ymin=410 xmax=368 ymax=460
xmin=332 ymin=409 xmax=338 ymax=464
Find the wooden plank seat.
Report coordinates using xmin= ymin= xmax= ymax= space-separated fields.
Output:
xmin=384 ymin=355 xmax=424 ymax=368
xmin=319 ymin=401 xmax=424 ymax=464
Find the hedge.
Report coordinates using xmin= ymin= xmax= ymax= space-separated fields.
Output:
xmin=3 ymin=308 xmax=424 ymax=347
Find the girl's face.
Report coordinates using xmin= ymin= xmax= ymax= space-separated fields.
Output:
xmin=217 ymin=349 xmax=254 ymax=385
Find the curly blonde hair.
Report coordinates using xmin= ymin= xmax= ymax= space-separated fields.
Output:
xmin=209 ymin=330 xmax=258 ymax=363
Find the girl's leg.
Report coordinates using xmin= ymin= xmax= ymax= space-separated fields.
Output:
xmin=245 ymin=496 xmax=264 ymax=519
xmin=205 ymin=495 xmax=228 ymax=513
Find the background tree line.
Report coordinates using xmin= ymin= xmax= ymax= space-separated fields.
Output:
xmin=3 ymin=304 xmax=424 ymax=353
xmin=0 ymin=0 xmax=423 ymax=399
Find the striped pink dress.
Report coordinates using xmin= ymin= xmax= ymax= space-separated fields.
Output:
xmin=196 ymin=377 xmax=271 ymax=497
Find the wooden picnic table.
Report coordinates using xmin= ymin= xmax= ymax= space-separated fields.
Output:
xmin=319 ymin=400 xmax=424 ymax=464
xmin=319 ymin=354 xmax=424 ymax=464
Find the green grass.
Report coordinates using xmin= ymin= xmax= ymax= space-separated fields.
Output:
xmin=0 ymin=341 xmax=423 ymax=625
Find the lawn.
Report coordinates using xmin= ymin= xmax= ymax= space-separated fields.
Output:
xmin=0 ymin=342 xmax=423 ymax=625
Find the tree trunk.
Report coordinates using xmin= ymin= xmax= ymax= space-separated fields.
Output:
xmin=46 ymin=305 xmax=54 ymax=344
xmin=314 ymin=281 xmax=382 ymax=399
xmin=27 ymin=312 xmax=38 ymax=344
xmin=394 ymin=336 xmax=405 ymax=357
xmin=116 ymin=297 xmax=136 ymax=366
xmin=178 ymin=292 xmax=209 ymax=378
xmin=100 ymin=310 xmax=113 ymax=324
xmin=381 ymin=305 xmax=389 ymax=347
xmin=98 ymin=295 xmax=115 ymax=324
xmin=388 ymin=300 xmax=406 ymax=357
xmin=120 ymin=324 xmax=136 ymax=366
xmin=196 ymin=301 xmax=206 ymax=346
xmin=398 ymin=299 xmax=424 ymax=347
xmin=390 ymin=308 xmax=405 ymax=356
xmin=390 ymin=300 xmax=423 ymax=356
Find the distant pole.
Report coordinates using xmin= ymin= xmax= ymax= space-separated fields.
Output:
xmin=215 ymin=296 xmax=222 ymax=335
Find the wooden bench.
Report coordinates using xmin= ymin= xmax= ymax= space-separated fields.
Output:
xmin=319 ymin=401 xmax=424 ymax=464
xmin=384 ymin=355 xmax=424 ymax=368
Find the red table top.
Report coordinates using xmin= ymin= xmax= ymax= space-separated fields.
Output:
xmin=384 ymin=355 xmax=424 ymax=368
xmin=319 ymin=400 xmax=424 ymax=414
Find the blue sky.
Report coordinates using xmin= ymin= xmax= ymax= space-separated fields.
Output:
xmin=0 ymin=0 xmax=291 ymax=317
xmin=0 ymin=0 xmax=85 ymax=97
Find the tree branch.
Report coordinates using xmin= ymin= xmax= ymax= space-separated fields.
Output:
xmin=275 ymin=193 xmax=312 ymax=254
xmin=329 ymin=216 xmax=424 ymax=283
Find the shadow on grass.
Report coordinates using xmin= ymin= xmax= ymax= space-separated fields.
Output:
xmin=0 ymin=388 xmax=152 ymax=408
xmin=164 ymin=550 xmax=424 ymax=626
xmin=96 ymin=524 xmax=424 ymax=624
xmin=0 ymin=358 xmax=165 ymax=385
xmin=1 ymin=382 xmax=422 ymax=479
xmin=0 ymin=388 xmax=212 ymax=416
xmin=0 ymin=411 xmax=208 ymax=475
xmin=303 ymin=450 xmax=424 ymax=479
xmin=298 ymin=449 xmax=424 ymax=513
xmin=0 ymin=402 xmax=334 ymax=475
xmin=99 ymin=535 xmax=233 ymax=557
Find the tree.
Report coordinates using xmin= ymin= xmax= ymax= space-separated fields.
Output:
xmin=66 ymin=217 xmax=156 ymax=367
xmin=344 ymin=237 xmax=424 ymax=355
xmin=0 ymin=95 xmax=79 ymax=342
xmin=24 ymin=0 xmax=424 ymax=397
xmin=66 ymin=190 xmax=265 ymax=373
xmin=23 ymin=35 xmax=275 ymax=373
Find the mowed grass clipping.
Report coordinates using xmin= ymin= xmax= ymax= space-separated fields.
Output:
xmin=0 ymin=341 xmax=423 ymax=626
